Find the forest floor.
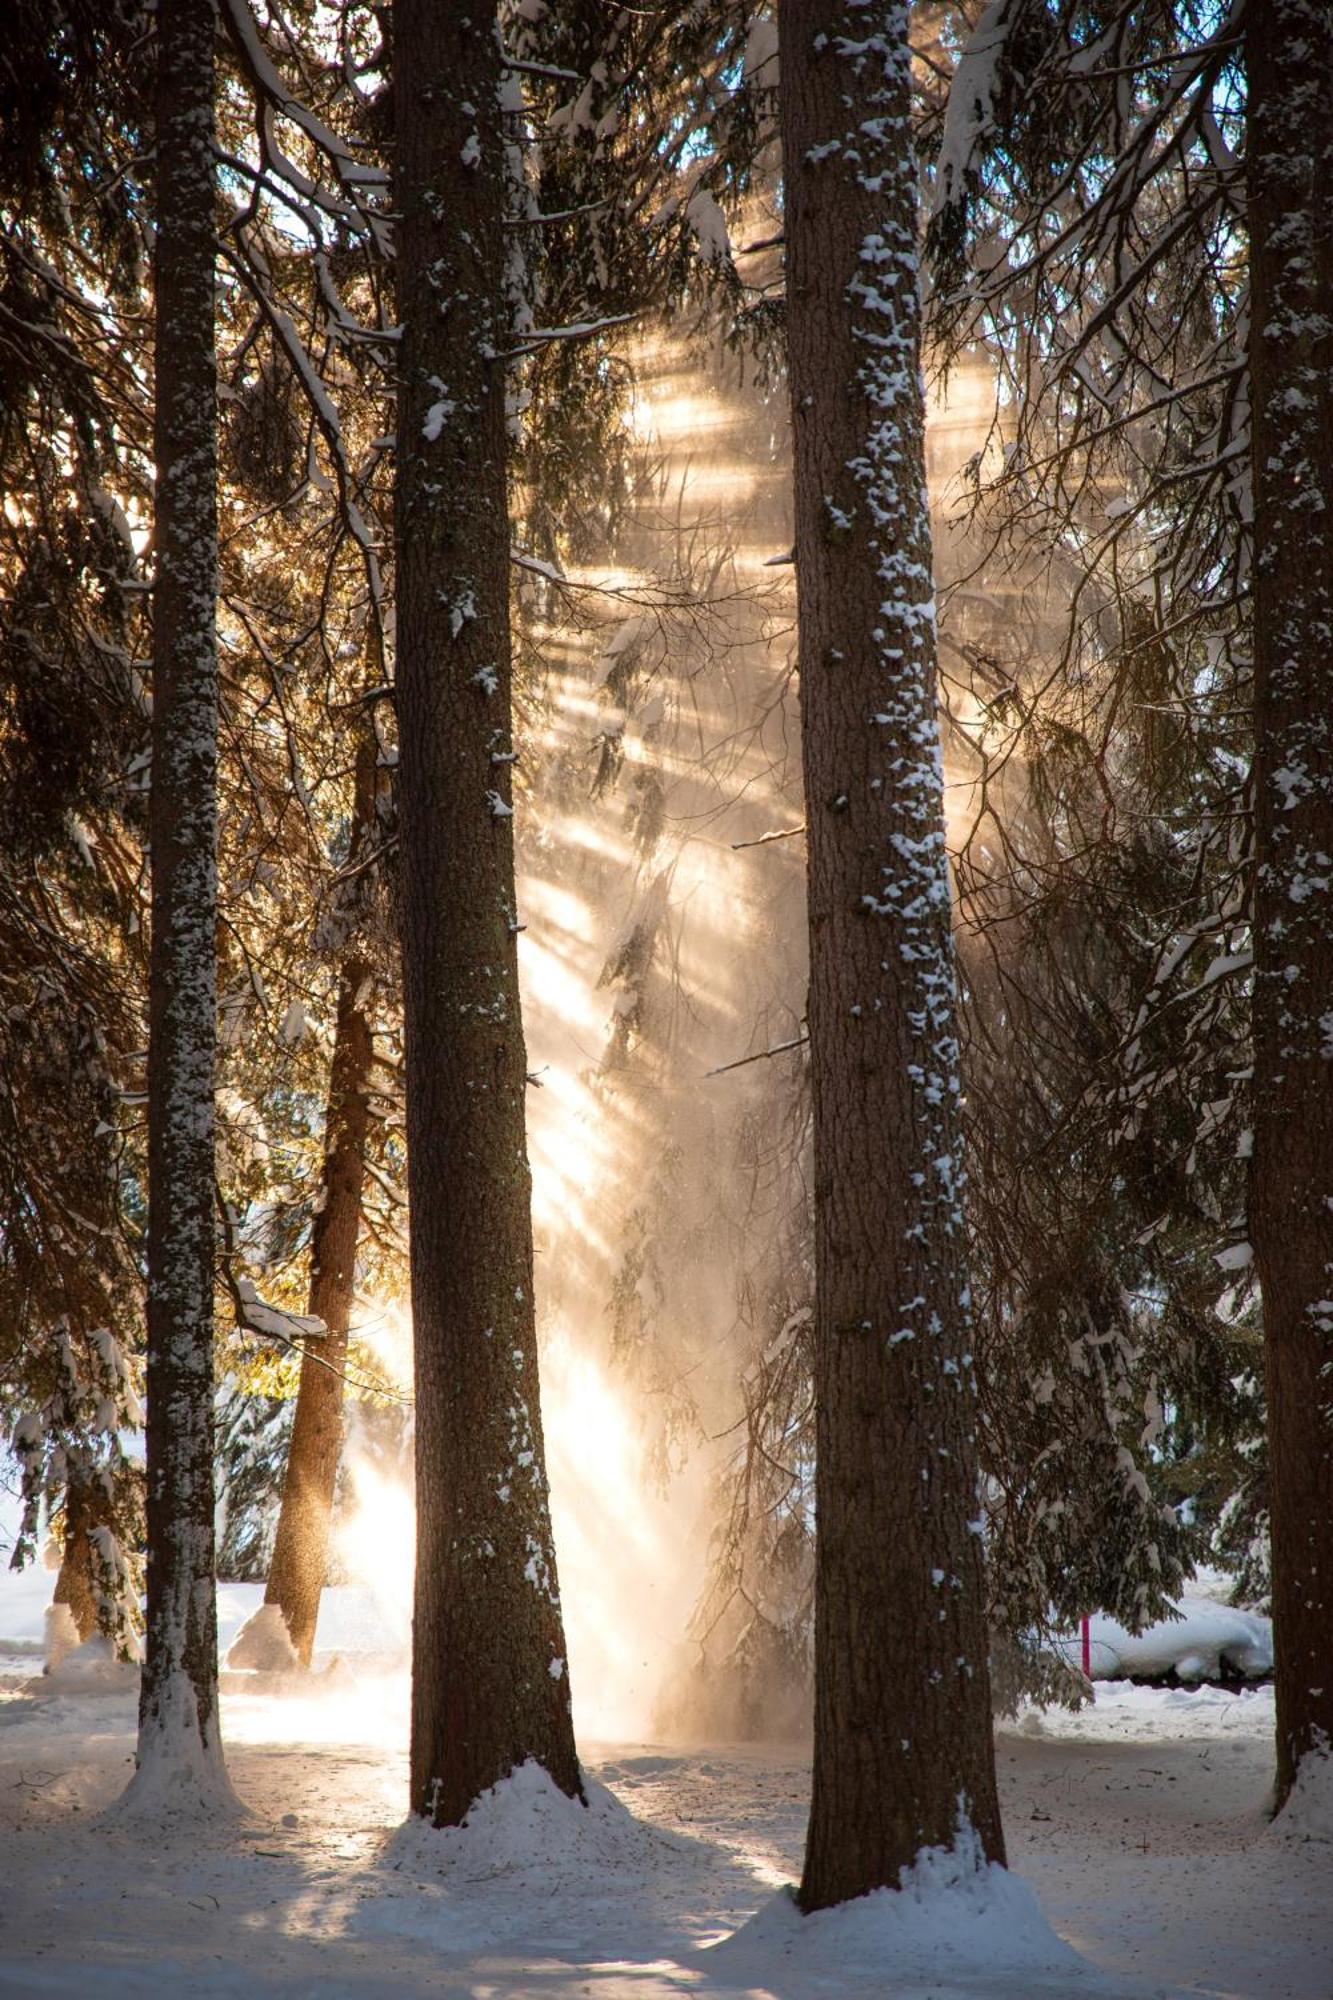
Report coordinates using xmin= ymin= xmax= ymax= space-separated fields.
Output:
xmin=0 ymin=1581 xmax=1329 ymax=1998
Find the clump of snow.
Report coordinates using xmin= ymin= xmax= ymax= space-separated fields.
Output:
xmin=1271 ymin=1745 xmax=1333 ymax=1844
xmin=234 ymin=1276 xmax=327 ymax=1345
xmin=932 ymin=2 xmax=1007 ymax=219
xmin=226 ymin=1603 xmax=300 ymax=1674
xmin=44 ymin=1601 xmax=79 ymax=1672
xmin=590 ymin=612 xmax=650 ymax=689
xmin=686 ymin=188 xmax=731 ymax=267
xmin=702 ymin=1818 xmax=1093 ymax=1994
xmin=278 ymin=999 xmax=307 ymax=1044
xmin=743 ymin=13 xmax=778 ymax=85
xmin=1053 ymin=1595 xmax=1272 ymax=1682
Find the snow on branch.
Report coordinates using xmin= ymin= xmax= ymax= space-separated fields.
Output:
xmin=731 ymin=824 xmax=807 ymax=851
xmin=931 ymin=0 xmax=1009 ymax=220
xmin=500 ymin=52 xmax=583 ymax=84
xmin=502 ymin=311 xmax=642 ymax=359
xmin=706 ymin=1034 xmax=809 ymax=1080
xmin=233 ymin=1276 xmax=327 ymax=1344
xmin=222 ymin=0 xmax=391 ymax=257
xmin=511 ymin=549 xmax=569 ymax=586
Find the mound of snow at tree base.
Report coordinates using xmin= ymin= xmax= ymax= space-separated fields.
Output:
xmin=217 ymin=1580 xmax=406 ymax=1663
xmin=225 ymin=1602 xmax=300 ymax=1673
xmin=1052 ymin=1595 xmax=1272 ymax=1682
xmin=41 ymin=1628 xmax=139 ymax=1694
xmin=385 ymin=1758 xmax=691 ymax=1879
xmin=361 ymin=1759 xmax=711 ymax=1954
xmin=1270 ymin=1746 xmax=1333 ymax=1844
xmin=698 ymin=1820 xmax=1142 ymax=1999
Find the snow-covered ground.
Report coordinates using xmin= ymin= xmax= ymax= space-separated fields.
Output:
xmin=1 ymin=1573 xmax=1328 ymax=1998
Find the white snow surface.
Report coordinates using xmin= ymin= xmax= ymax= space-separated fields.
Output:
xmin=1053 ymin=1594 xmax=1273 ymax=1683
xmin=0 ymin=1559 xmax=1329 ymax=1995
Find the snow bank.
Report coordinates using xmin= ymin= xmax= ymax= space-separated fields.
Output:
xmin=225 ymin=1603 xmax=300 ymax=1673
xmin=1053 ymin=1595 xmax=1272 ymax=1683
xmin=702 ymin=1820 xmax=1098 ymax=1996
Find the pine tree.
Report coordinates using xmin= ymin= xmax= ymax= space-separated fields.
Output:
xmin=0 ymin=0 xmax=151 ymax=1646
xmin=778 ymin=0 xmax=1005 ymax=1906
xmin=394 ymin=1 xmax=581 ymax=1824
xmin=125 ymin=0 xmax=235 ymax=1813
xmin=263 ymin=734 xmax=378 ymax=1664
xmin=1245 ymin=0 xmax=1333 ymax=1812
xmin=924 ymin=0 xmax=1333 ymax=1803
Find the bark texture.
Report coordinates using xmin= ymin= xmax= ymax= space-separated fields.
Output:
xmin=265 ymin=739 xmax=377 ymax=1665
xmin=778 ymin=0 xmax=1004 ymax=1908
xmin=1246 ymin=0 xmax=1333 ymax=1811
xmin=54 ymin=1472 xmax=101 ymax=1643
xmin=132 ymin=0 xmax=232 ymax=1808
xmin=394 ymin=2 xmax=581 ymax=1825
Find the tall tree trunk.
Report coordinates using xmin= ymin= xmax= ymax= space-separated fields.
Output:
xmin=54 ymin=1471 xmax=101 ymax=1644
xmin=1246 ymin=0 xmax=1333 ymax=1814
xmin=264 ymin=737 xmax=377 ymax=1665
xmin=127 ymin=0 xmax=233 ymax=1811
xmin=394 ymin=4 xmax=581 ymax=1824
xmin=778 ymin=0 xmax=1004 ymax=1908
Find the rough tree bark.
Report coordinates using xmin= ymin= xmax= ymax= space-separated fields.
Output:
xmin=1246 ymin=0 xmax=1333 ymax=1813
xmin=778 ymin=0 xmax=1005 ymax=1908
xmin=394 ymin=2 xmax=581 ymax=1824
xmin=54 ymin=1471 xmax=101 ymax=1643
xmin=264 ymin=736 xmax=377 ymax=1665
xmin=126 ymin=0 xmax=234 ymax=1812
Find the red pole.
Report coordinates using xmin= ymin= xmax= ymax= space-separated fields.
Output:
xmin=1081 ymin=1613 xmax=1092 ymax=1679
